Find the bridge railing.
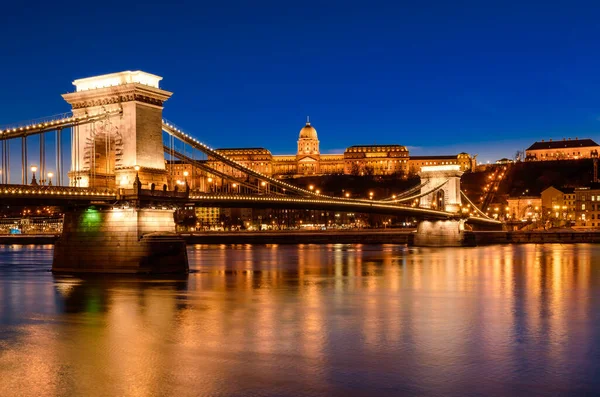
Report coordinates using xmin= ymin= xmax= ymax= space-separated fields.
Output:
xmin=0 ymin=184 xmax=117 ymax=197
xmin=118 ymin=188 xmax=190 ymax=199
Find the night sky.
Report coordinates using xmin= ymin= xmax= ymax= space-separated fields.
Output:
xmin=2 ymin=0 xmax=600 ymax=163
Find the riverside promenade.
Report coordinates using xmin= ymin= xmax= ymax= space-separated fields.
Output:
xmin=4 ymin=229 xmax=600 ymax=246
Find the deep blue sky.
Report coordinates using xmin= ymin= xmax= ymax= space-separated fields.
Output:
xmin=2 ymin=0 xmax=600 ymax=163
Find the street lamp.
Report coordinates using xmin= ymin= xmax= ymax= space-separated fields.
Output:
xmin=47 ymin=172 xmax=53 ymax=186
xmin=30 ymin=165 xmax=38 ymax=186
xmin=345 ymin=192 xmax=350 ymax=198
xmin=369 ymin=191 xmax=374 ymax=200
xmin=309 ymin=185 xmax=314 ymax=191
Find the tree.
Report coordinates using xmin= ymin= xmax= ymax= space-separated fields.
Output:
xmin=514 ymin=150 xmax=524 ymax=162
xmin=363 ymin=165 xmax=375 ymax=176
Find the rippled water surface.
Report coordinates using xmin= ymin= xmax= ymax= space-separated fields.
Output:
xmin=1 ymin=243 xmax=600 ymax=396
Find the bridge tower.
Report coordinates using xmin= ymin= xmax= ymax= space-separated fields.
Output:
xmin=414 ymin=165 xmax=469 ymax=246
xmin=418 ymin=165 xmax=463 ymax=213
xmin=62 ymin=71 xmax=171 ymax=189
xmin=52 ymin=71 xmax=188 ymax=274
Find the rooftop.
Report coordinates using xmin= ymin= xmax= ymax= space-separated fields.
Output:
xmin=216 ymin=147 xmax=269 ymax=151
xmin=526 ymin=138 xmax=599 ymax=151
xmin=410 ymin=155 xmax=461 ymax=160
xmin=73 ymin=70 xmax=162 ymax=92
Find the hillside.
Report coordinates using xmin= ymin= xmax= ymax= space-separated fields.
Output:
xmin=500 ymin=159 xmax=595 ymax=196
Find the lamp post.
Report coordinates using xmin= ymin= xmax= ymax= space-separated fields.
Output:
xmin=30 ymin=166 xmax=38 ymax=186
xmin=183 ymin=170 xmax=189 ymax=189
xmin=47 ymin=172 xmax=53 ymax=186
xmin=207 ymin=177 xmax=213 ymax=193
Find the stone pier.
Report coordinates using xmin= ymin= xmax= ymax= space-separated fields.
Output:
xmin=412 ymin=219 xmax=475 ymax=247
xmin=52 ymin=207 xmax=188 ymax=274
xmin=413 ymin=165 xmax=472 ymax=246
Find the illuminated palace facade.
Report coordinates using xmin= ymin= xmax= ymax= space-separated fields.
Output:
xmin=204 ymin=119 xmax=475 ymax=179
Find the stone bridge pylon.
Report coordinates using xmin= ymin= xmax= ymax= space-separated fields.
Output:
xmin=414 ymin=165 xmax=468 ymax=247
xmin=53 ymin=71 xmax=188 ymax=274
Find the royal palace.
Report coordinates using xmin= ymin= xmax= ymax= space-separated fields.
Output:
xmin=200 ymin=118 xmax=475 ymax=179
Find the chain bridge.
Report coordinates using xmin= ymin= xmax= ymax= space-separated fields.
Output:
xmin=0 ymin=71 xmax=501 ymax=273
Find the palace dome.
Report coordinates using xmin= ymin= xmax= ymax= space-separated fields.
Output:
xmin=299 ymin=119 xmax=318 ymax=140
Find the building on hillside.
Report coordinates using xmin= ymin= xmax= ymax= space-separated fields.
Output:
xmin=541 ymin=186 xmax=576 ymax=223
xmin=343 ymin=145 xmax=409 ymax=175
xmin=165 ymin=160 xmax=207 ymax=191
xmin=408 ymin=154 xmax=475 ymax=175
xmin=201 ymin=118 xmax=475 ymax=182
xmin=525 ymin=138 xmax=600 ymax=161
xmin=507 ymin=195 xmax=542 ymax=221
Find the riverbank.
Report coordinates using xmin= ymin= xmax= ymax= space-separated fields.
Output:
xmin=3 ymin=230 xmax=600 ymax=245
xmin=182 ymin=230 xmax=414 ymax=245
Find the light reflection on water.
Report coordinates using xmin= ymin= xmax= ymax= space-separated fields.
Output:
xmin=0 ymin=243 xmax=599 ymax=396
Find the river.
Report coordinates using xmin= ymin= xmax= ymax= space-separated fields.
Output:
xmin=1 ymin=244 xmax=599 ymax=396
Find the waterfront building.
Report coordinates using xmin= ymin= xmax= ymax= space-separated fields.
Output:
xmin=525 ymin=138 xmax=600 ymax=161
xmin=195 ymin=207 xmax=222 ymax=229
xmin=541 ymin=186 xmax=576 ymax=223
xmin=575 ymin=186 xmax=600 ymax=228
xmin=506 ymin=195 xmax=542 ymax=221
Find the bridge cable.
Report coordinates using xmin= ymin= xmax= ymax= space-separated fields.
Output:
xmin=394 ymin=180 xmax=449 ymax=204
xmin=164 ymin=145 xmax=259 ymax=192
xmin=380 ymin=181 xmax=429 ymax=202
xmin=460 ymin=190 xmax=492 ymax=220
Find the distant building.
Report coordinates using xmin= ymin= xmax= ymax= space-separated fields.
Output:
xmin=203 ymin=118 xmax=475 ymax=181
xmin=195 ymin=207 xmax=221 ymax=229
xmin=408 ymin=154 xmax=475 ymax=175
xmin=541 ymin=186 xmax=576 ymax=223
xmin=507 ymin=196 xmax=542 ymax=221
xmin=525 ymin=138 xmax=600 ymax=161
xmin=165 ymin=160 xmax=207 ymax=191
xmin=575 ymin=186 xmax=600 ymax=228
